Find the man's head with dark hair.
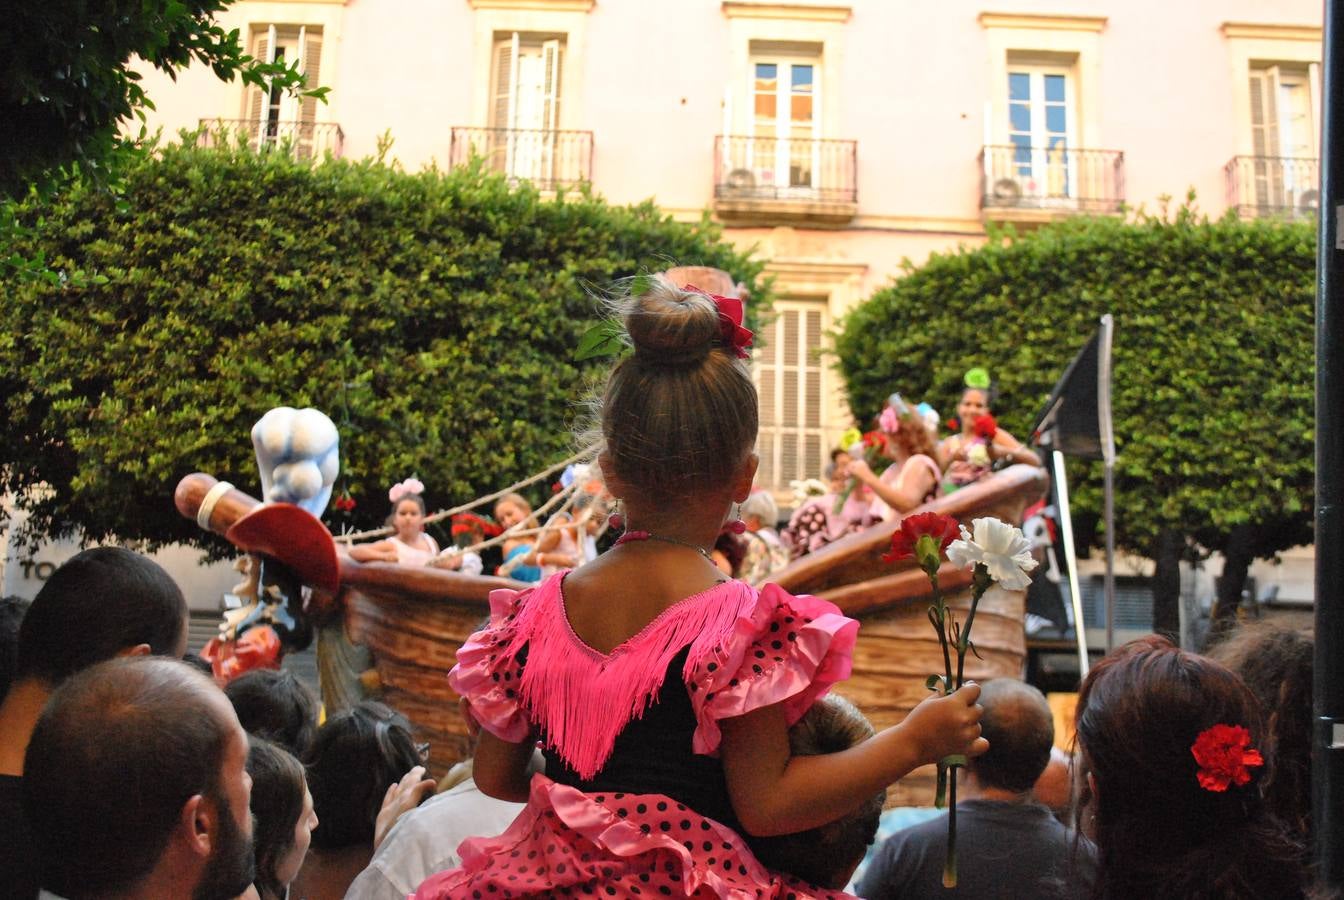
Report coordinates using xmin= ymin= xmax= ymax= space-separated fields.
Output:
xmin=16 ymin=547 xmax=188 ymax=684
xmin=225 ymin=668 xmax=320 ymax=762
xmin=966 ymin=679 xmax=1054 ymax=794
xmin=23 ymin=657 xmax=255 ymax=900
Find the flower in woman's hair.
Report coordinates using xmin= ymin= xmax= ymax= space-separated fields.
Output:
xmin=879 ymin=405 xmax=901 ymax=434
xmin=946 ymin=517 xmax=1038 ymax=590
xmin=973 ymin=414 xmax=998 ymax=440
xmin=388 ymin=478 xmax=425 ymax=503
xmin=946 ymin=418 xmax=960 ymax=433
xmin=1191 ymin=724 xmax=1264 ymax=792
xmin=883 ymin=512 xmax=961 ymax=570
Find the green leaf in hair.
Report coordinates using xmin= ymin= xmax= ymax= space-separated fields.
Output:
xmin=575 ymin=320 xmax=627 ymax=361
xmin=964 ymin=367 xmax=991 ymax=390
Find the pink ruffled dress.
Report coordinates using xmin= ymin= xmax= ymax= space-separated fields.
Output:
xmin=414 ymin=574 xmax=860 ymax=899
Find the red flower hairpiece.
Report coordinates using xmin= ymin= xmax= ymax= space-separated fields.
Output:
xmin=1191 ymin=723 xmax=1264 ymax=792
xmin=685 ymin=285 xmax=753 ymax=359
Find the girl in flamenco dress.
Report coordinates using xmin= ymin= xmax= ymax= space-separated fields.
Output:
xmin=414 ymin=276 xmax=986 ymax=899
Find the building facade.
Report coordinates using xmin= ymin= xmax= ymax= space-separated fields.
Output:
xmin=135 ymin=0 xmax=1323 ymax=496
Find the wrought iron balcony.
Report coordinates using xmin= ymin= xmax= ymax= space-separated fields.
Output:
xmin=450 ymin=128 xmax=593 ymax=191
xmin=197 ymin=119 xmax=344 ymax=159
xmin=713 ymin=135 xmax=857 ymax=224
xmin=980 ymin=145 xmax=1124 ymax=216
xmin=1225 ymin=156 xmax=1320 ymax=219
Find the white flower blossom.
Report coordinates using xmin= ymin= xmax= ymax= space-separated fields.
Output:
xmin=946 ymin=516 xmax=1038 ymax=591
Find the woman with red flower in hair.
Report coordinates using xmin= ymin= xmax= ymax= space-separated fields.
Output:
xmin=1073 ymin=636 xmax=1309 ymax=899
xmin=847 ymin=398 xmax=943 ymax=520
xmin=937 ymin=371 xmax=1041 ymax=493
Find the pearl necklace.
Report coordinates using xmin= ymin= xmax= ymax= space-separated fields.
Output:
xmin=613 ymin=530 xmax=714 ymax=563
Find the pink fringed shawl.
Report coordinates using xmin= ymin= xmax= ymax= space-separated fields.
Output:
xmin=450 ymin=575 xmax=859 ymax=783
xmin=505 ymin=577 xmax=752 ymax=780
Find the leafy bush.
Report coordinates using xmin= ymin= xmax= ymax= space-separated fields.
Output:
xmin=834 ymin=206 xmax=1314 ymax=560
xmin=0 ymin=142 xmax=766 ymax=549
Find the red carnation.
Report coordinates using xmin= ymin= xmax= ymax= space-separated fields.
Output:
xmin=1191 ymin=724 xmax=1264 ymax=792
xmin=882 ymin=512 xmax=961 ymax=573
xmin=862 ymin=430 xmax=888 ymax=451
xmin=973 ymin=414 xmax=998 ymax=440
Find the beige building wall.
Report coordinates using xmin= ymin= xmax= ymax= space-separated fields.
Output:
xmin=131 ymin=0 xmax=1323 ymax=493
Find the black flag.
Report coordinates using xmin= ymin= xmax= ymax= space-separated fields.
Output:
xmin=1030 ymin=316 xmax=1115 ymax=463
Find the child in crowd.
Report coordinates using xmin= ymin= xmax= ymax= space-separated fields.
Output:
xmin=495 ymin=492 xmax=543 ymax=583
xmin=415 ymin=275 xmax=985 ymax=898
xmin=242 ymin=738 xmax=320 ymax=900
xmin=436 ymin=513 xmax=499 ymax=577
xmin=348 ymin=479 xmax=441 ymax=566
xmin=938 ymin=373 xmax=1040 ymax=492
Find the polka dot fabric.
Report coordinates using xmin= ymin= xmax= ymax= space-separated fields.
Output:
xmin=412 ymin=774 xmax=852 ymax=899
xmin=685 ymin=585 xmax=859 ymax=757
xmin=449 ymin=587 xmax=535 ymax=743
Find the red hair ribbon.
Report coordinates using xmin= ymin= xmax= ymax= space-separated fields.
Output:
xmin=684 ymin=285 xmax=753 ymax=359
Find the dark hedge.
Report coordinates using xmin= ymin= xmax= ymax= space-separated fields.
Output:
xmin=0 ymin=142 xmax=766 ymax=550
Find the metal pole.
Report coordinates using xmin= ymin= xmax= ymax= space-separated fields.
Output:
xmin=1052 ymin=450 xmax=1090 ymax=677
xmin=1315 ymin=0 xmax=1344 ymax=887
xmin=1097 ymin=314 xmax=1117 ymax=652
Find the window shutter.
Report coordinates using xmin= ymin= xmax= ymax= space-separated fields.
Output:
xmin=297 ymin=29 xmax=322 ymax=156
xmin=1249 ymin=68 xmax=1283 ymax=207
xmin=299 ymin=30 xmax=322 ymax=123
xmin=542 ymin=39 xmax=562 ymax=131
xmin=492 ymin=34 xmax=519 ymax=129
xmin=245 ymin=29 xmax=272 ymax=144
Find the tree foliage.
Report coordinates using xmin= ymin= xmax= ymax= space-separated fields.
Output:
xmin=0 ymin=142 xmax=766 ymax=551
xmin=834 ymin=206 xmax=1314 ymax=559
xmin=1 ymin=0 xmax=318 ymax=199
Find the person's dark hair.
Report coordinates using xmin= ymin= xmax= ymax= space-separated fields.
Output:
xmin=595 ymin=275 xmax=758 ymax=504
xmin=1208 ymin=624 xmax=1313 ymax=843
xmin=747 ymin=694 xmax=885 ymax=889
xmin=181 ymin=652 xmax=215 ymax=677
xmin=308 ymin=701 xmax=421 ymax=849
xmin=714 ymin=531 xmax=747 ymax=576
xmin=968 ymin=679 xmax=1054 ymax=793
xmin=248 ymin=737 xmax=309 ymax=899
xmin=1075 ymin=636 xmax=1306 ymax=899
xmin=16 ymin=547 xmax=187 ymax=684
xmin=385 ymin=492 xmax=427 ymax=526
xmin=0 ymin=595 xmax=29 ymax=702
xmin=225 ymin=668 xmax=320 ymax=761
xmin=23 ymin=657 xmax=235 ymax=897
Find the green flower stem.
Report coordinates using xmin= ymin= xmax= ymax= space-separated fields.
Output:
xmin=943 ymin=792 xmax=959 ymax=888
xmin=955 ymin=565 xmax=993 ymax=687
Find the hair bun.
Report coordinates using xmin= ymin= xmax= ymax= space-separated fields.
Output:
xmin=625 ymin=277 xmax=721 ymax=367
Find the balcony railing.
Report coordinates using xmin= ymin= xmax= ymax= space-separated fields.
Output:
xmin=450 ymin=128 xmax=593 ymax=191
xmin=1225 ymin=155 xmax=1320 ymax=219
xmin=980 ymin=145 xmax=1124 ymax=215
xmin=197 ymin=119 xmax=344 ymax=159
xmin=714 ymin=135 xmax=857 ymax=206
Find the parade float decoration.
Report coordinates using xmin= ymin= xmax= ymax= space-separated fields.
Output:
xmin=176 ymin=267 xmax=1046 ymax=806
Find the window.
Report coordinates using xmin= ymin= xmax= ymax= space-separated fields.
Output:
xmin=1248 ymin=64 xmax=1318 ymax=208
xmin=244 ymin=26 xmax=323 ymax=156
xmin=1006 ymin=66 xmax=1076 ymax=200
xmin=749 ymin=56 xmax=819 ymax=193
xmin=489 ymin=32 xmax=565 ymax=183
xmin=754 ymin=300 xmax=827 ymax=493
